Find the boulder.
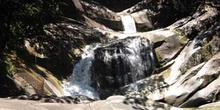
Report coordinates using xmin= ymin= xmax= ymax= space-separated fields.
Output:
xmin=76 ymin=0 xmax=122 ymax=31
xmin=91 ymin=37 xmax=155 ymax=99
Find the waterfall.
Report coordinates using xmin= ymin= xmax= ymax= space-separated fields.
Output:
xmin=63 ymin=37 xmax=155 ymax=99
xmin=63 ymin=44 xmax=100 ymax=99
xmin=63 ymin=36 xmax=155 ymax=99
xmin=120 ymin=14 xmax=137 ymax=33
xmin=63 ymin=14 xmax=140 ymax=99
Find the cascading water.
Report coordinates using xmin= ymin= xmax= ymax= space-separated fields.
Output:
xmin=91 ymin=37 xmax=155 ymax=98
xmin=63 ymin=13 xmax=155 ymax=99
xmin=120 ymin=14 xmax=137 ymax=33
xmin=63 ymin=44 xmax=100 ymax=99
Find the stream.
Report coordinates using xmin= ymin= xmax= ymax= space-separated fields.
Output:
xmin=63 ymin=14 xmax=155 ymax=99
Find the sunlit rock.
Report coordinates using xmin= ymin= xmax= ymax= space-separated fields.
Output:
xmin=114 ymin=5 xmax=220 ymax=108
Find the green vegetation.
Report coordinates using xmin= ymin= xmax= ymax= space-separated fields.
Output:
xmin=0 ymin=0 xmax=70 ymax=53
xmin=4 ymin=55 xmax=14 ymax=77
xmin=0 ymin=0 xmax=75 ymax=96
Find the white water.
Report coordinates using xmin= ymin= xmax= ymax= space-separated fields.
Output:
xmin=62 ymin=15 xmax=146 ymax=99
xmin=102 ymin=37 xmax=153 ymax=83
xmin=120 ymin=15 xmax=137 ymax=33
xmin=62 ymin=37 xmax=155 ymax=99
xmin=63 ymin=44 xmax=100 ymax=99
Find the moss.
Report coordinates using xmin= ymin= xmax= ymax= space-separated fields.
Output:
xmin=175 ymin=29 xmax=189 ymax=44
xmin=201 ymin=47 xmax=212 ymax=61
xmin=4 ymin=57 xmax=14 ymax=77
xmin=161 ymin=68 xmax=171 ymax=79
xmin=155 ymin=49 xmax=164 ymax=63
xmin=3 ymin=51 xmax=17 ymax=77
xmin=175 ymin=29 xmax=188 ymax=37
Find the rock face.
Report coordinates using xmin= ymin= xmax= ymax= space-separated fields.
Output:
xmin=4 ymin=52 xmax=64 ymax=97
xmin=26 ymin=22 xmax=106 ymax=78
xmin=91 ymin=37 xmax=155 ymax=98
xmin=122 ymin=0 xmax=203 ymax=31
xmin=1 ymin=20 xmax=107 ymax=97
xmin=115 ymin=4 xmax=220 ymax=108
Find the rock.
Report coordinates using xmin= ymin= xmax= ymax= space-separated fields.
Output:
xmin=0 ymin=96 xmax=182 ymax=110
xmin=91 ymin=37 xmax=156 ymax=99
xmin=2 ymin=97 xmax=220 ymax=110
xmin=92 ymin=0 xmax=142 ymax=12
xmin=115 ymin=4 xmax=220 ymax=108
xmin=148 ymin=29 xmax=189 ymax=63
xmin=12 ymin=75 xmax=36 ymax=95
xmin=119 ymin=0 xmax=204 ymax=31
xmin=199 ymin=101 xmax=220 ymax=108
xmin=179 ymin=53 xmax=220 ymax=107
xmin=29 ymin=22 xmax=106 ymax=78
xmin=106 ymin=95 xmax=126 ymax=103
xmin=6 ymin=52 xmax=64 ymax=96
xmin=2 ymin=0 xmax=220 ymax=109
xmin=2 ymin=18 xmax=108 ymax=96
xmin=9 ymin=94 xmax=96 ymax=104
xmin=130 ymin=9 xmax=156 ymax=31
xmin=74 ymin=0 xmax=204 ymax=32
xmin=80 ymin=0 xmax=119 ymax=20
xmin=77 ymin=0 xmax=122 ymax=31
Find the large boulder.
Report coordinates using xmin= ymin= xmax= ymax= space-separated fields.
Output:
xmin=74 ymin=0 xmax=122 ymax=31
xmin=91 ymin=37 xmax=155 ymax=98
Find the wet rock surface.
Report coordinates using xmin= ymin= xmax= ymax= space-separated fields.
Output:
xmin=115 ymin=5 xmax=220 ymax=108
xmin=91 ymin=37 xmax=155 ymax=99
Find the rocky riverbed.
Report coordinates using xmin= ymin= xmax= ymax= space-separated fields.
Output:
xmin=1 ymin=96 xmax=220 ymax=110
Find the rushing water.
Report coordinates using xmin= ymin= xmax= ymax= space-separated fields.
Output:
xmin=63 ymin=37 xmax=155 ymax=99
xmin=63 ymin=44 xmax=100 ymax=99
xmin=91 ymin=37 xmax=155 ymax=98
xmin=120 ymin=14 xmax=137 ymax=33
xmin=63 ymin=13 xmax=155 ymax=99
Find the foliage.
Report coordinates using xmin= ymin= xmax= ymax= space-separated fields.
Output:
xmin=4 ymin=56 xmax=14 ymax=77
xmin=0 ymin=0 xmax=68 ymax=52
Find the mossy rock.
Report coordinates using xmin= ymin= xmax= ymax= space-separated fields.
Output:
xmin=155 ymin=31 xmax=188 ymax=64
